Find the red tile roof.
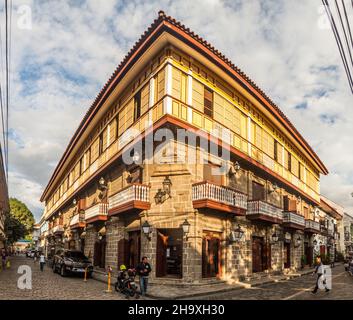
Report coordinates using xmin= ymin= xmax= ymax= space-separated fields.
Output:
xmin=41 ymin=10 xmax=328 ymax=201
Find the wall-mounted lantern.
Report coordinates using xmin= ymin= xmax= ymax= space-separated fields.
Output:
xmin=229 ymin=161 xmax=241 ymax=176
xmin=99 ymin=177 xmax=107 ymax=190
xmin=269 ymin=183 xmax=279 ymax=194
xmin=229 ymin=224 xmax=244 ymax=243
xmin=181 ymin=219 xmax=191 ymax=237
xmin=271 ymin=232 xmax=279 ymax=243
xmin=295 ymin=236 xmax=302 ymax=248
xmin=142 ymin=221 xmax=152 ymax=240
xmin=154 ymin=176 xmax=172 ymax=204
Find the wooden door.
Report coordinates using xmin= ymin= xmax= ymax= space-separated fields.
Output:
xmin=252 ymin=237 xmax=263 ymax=273
xmin=117 ymin=238 xmax=129 ymax=268
xmin=156 ymin=231 xmax=168 ymax=277
xmin=128 ymin=231 xmax=141 ymax=268
xmin=202 ymin=234 xmax=221 ymax=278
xmin=284 ymin=242 xmax=291 ymax=268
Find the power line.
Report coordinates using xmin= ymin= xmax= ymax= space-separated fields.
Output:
xmin=322 ymin=0 xmax=353 ymax=93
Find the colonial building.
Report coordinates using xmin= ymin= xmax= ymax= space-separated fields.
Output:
xmin=337 ymin=212 xmax=353 ymax=257
xmin=40 ymin=12 xmax=333 ymax=284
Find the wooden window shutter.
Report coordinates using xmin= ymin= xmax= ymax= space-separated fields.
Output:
xmin=192 ymin=79 xmax=204 ymax=112
xmin=102 ymin=128 xmax=108 ymax=152
xmin=204 ymin=87 xmax=213 ymax=118
xmin=140 ymin=84 xmax=149 ymax=114
xmin=203 ymin=163 xmax=223 ymax=185
xmin=108 ymin=119 xmax=117 ymax=144
xmin=252 ymin=181 xmax=265 ymax=201
xmin=91 ymin=138 xmax=100 ymax=163
xmin=284 ymin=196 xmax=297 ymax=212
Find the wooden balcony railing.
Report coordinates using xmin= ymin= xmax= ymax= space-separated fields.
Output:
xmin=192 ymin=181 xmax=247 ymax=215
xmin=247 ymin=200 xmax=283 ymax=224
xmin=305 ymin=219 xmax=320 ymax=233
xmin=108 ymin=184 xmax=150 ymax=216
xmin=283 ymin=211 xmax=305 ymax=230
xmin=85 ymin=203 xmax=108 ymax=223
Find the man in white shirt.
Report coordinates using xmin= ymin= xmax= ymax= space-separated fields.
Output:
xmin=312 ymin=256 xmax=330 ymax=294
xmin=39 ymin=253 xmax=45 ymax=272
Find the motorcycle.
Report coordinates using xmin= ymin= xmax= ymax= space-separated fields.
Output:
xmin=114 ymin=268 xmax=140 ymax=298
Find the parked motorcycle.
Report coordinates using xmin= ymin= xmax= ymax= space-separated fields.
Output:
xmin=114 ymin=267 xmax=140 ymax=298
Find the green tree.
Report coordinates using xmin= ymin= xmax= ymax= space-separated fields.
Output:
xmin=9 ymin=198 xmax=35 ymax=238
xmin=4 ymin=214 xmax=27 ymax=244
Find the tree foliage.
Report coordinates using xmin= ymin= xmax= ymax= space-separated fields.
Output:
xmin=4 ymin=214 xmax=27 ymax=244
xmin=9 ymin=198 xmax=35 ymax=235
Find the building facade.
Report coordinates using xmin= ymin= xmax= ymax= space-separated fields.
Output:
xmin=337 ymin=212 xmax=353 ymax=258
xmin=40 ymin=12 xmax=333 ymax=284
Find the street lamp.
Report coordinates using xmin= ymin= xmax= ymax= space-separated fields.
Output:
xmin=142 ymin=221 xmax=152 ymax=240
xmin=313 ymin=239 xmax=317 ymax=246
xmin=99 ymin=177 xmax=107 ymax=190
xmin=181 ymin=219 xmax=191 ymax=236
xmin=154 ymin=176 xmax=172 ymax=204
xmin=229 ymin=225 xmax=244 ymax=243
xmin=73 ymin=198 xmax=77 ymax=206
xmin=271 ymin=232 xmax=279 ymax=243
xmin=295 ymin=236 xmax=302 ymax=248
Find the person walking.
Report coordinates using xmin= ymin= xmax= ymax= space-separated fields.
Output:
xmin=312 ymin=256 xmax=330 ymax=294
xmin=39 ymin=253 xmax=45 ymax=272
xmin=136 ymin=256 xmax=152 ymax=296
xmin=1 ymin=250 xmax=6 ymax=269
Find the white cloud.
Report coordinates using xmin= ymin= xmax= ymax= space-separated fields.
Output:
xmin=6 ymin=0 xmax=353 ymax=221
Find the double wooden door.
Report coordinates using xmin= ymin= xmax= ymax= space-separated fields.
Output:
xmin=252 ymin=236 xmax=271 ymax=273
xmin=117 ymin=231 xmax=141 ymax=269
xmin=94 ymin=236 xmax=106 ymax=268
xmin=202 ymin=232 xmax=222 ymax=278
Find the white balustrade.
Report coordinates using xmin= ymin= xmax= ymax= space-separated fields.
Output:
xmin=108 ymin=184 xmax=150 ymax=211
xmin=85 ymin=203 xmax=108 ymax=221
xmin=247 ymin=200 xmax=283 ymax=220
xmin=192 ymin=182 xmax=248 ymax=210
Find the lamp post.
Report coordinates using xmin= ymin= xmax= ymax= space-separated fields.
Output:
xmin=181 ymin=219 xmax=191 ymax=240
xmin=271 ymin=232 xmax=279 ymax=243
xmin=154 ymin=176 xmax=172 ymax=204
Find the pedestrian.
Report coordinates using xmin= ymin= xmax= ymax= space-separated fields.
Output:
xmin=136 ymin=256 xmax=152 ymax=296
xmin=1 ymin=250 xmax=6 ymax=269
xmin=311 ymin=256 xmax=330 ymax=294
xmin=39 ymin=253 xmax=45 ymax=272
xmin=33 ymin=251 xmax=38 ymax=263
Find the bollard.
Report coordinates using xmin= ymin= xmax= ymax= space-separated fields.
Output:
xmin=84 ymin=267 xmax=88 ymax=282
xmin=105 ymin=266 xmax=112 ymax=293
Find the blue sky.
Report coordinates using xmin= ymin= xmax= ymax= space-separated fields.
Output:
xmin=5 ymin=0 xmax=353 ymax=221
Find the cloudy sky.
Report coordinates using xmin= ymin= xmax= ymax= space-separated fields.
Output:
xmin=4 ymin=0 xmax=353 ymax=221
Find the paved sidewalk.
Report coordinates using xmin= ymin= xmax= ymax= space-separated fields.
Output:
xmin=144 ymin=268 xmax=316 ymax=299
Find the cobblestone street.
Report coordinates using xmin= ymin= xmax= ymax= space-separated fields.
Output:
xmin=189 ymin=264 xmax=353 ymax=300
xmin=1 ymin=256 xmax=352 ymax=300
xmin=0 ymin=255 xmax=138 ymax=300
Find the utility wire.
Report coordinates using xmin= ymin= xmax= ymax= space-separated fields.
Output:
xmin=334 ymin=0 xmax=353 ymax=71
xmin=322 ymin=0 xmax=353 ymax=93
xmin=342 ymin=0 xmax=353 ymax=53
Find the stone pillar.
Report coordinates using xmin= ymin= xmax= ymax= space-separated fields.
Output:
xmin=105 ymin=216 xmax=126 ymax=270
xmin=84 ymin=225 xmax=97 ymax=261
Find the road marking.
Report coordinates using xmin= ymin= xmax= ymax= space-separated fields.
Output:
xmin=282 ymin=271 xmax=346 ymax=300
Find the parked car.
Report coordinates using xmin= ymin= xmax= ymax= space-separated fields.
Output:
xmin=52 ymin=250 xmax=93 ymax=277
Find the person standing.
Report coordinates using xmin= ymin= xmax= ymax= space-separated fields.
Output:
xmin=136 ymin=257 xmax=152 ymax=296
xmin=39 ymin=253 xmax=45 ymax=272
xmin=312 ymin=256 xmax=330 ymax=294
